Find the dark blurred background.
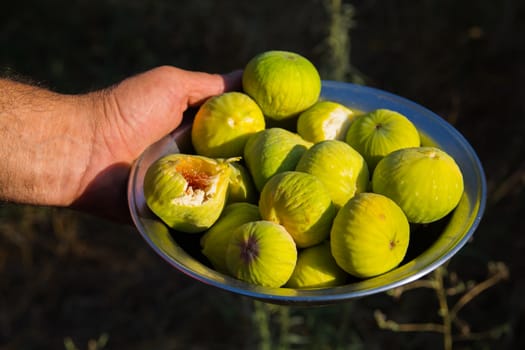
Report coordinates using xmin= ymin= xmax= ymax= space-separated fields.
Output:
xmin=1 ymin=0 xmax=524 ymax=349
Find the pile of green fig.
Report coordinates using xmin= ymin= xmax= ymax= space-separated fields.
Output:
xmin=143 ymin=50 xmax=465 ymax=289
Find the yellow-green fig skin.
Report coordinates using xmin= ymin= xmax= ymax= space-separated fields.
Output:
xmin=285 ymin=241 xmax=348 ymax=289
xmin=191 ymin=92 xmax=266 ymax=158
xmin=242 ymin=50 xmax=321 ymax=121
xmin=143 ymin=154 xmax=232 ymax=233
xmin=297 ymin=100 xmax=358 ymax=143
xmin=200 ymin=202 xmax=261 ymax=273
xmin=372 ymin=146 xmax=464 ymax=224
xmin=243 ymin=128 xmax=312 ymax=192
xmin=345 ymin=108 xmax=421 ymax=171
xmin=259 ymin=171 xmax=337 ymax=248
xmin=226 ymin=221 xmax=298 ymax=288
xmin=227 ymin=162 xmax=258 ymax=204
xmin=296 ymin=140 xmax=370 ymax=209
xmin=330 ymin=193 xmax=410 ymax=279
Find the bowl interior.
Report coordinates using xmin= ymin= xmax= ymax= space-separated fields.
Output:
xmin=127 ymin=81 xmax=486 ymax=305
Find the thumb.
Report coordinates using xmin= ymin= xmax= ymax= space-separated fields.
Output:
xmin=105 ymin=66 xmax=244 ymax=152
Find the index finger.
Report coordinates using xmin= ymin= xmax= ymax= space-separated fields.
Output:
xmin=182 ymin=69 xmax=244 ymax=107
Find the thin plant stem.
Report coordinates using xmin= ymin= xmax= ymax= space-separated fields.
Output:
xmin=450 ymin=264 xmax=509 ymax=318
xmin=375 ymin=310 xmax=445 ymax=333
xmin=388 ymin=279 xmax=438 ymax=299
xmin=253 ymin=301 xmax=272 ymax=350
xmin=277 ymin=306 xmax=290 ymax=350
xmin=375 ymin=262 xmax=509 ymax=350
xmin=433 ymin=267 xmax=453 ymax=350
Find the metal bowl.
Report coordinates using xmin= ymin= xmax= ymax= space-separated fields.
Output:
xmin=127 ymin=80 xmax=486 ymax=305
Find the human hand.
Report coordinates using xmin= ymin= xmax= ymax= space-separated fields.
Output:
xmin=72 ymin=66 xmax=243 ymax=222
xmin=0 ymin=66 xmax=242 ymax=223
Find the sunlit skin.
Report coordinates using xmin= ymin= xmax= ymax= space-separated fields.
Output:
xmin=0 ymin=66 xmax=242 ymax=223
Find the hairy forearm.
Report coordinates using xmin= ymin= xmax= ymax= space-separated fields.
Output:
xmin=0 ymin=66 xmax=238 ymax=222
xmin=0 ymin=79 xmax=95 ymax=206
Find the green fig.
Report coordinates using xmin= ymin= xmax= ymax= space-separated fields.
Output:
xmin=296 ymin=140 xmax=369 ymax=208
xmin=191 ymin=91 xmax=266 ymax=158
xmin=143 ymin=154 xmax=232 ymax=233
xmin=226 ymin=221 xmax=297 ymax=288
xmin=259 ymin=171 xmax=336 ymax=248
xmin=372 ymin=146 xmax=464 ymax=224
xmin=286 ymin=241 xmax=348 ymax=289
xmin=242 ymin=50 xmax=321 ymax=121
xmin=330 ymin=192 xmax=410 ymax=278
xmin=345 ymin=108 xmax=420 ymax=171
xmin=297 ymin=100 xmax=359 ymax=143
xmin=200 ymin=202 xmax=261 ymax=273
xmin=244 ymin=128 xmax=312 ymax=192
xmin=227 ymin=162 xmax=258 ymax=204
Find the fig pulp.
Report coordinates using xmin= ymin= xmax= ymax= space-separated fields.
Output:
xmin=143 ymin=154 xmax=232 ymax=233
